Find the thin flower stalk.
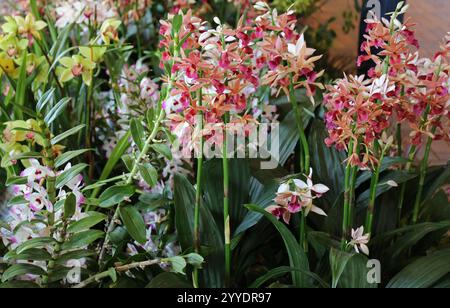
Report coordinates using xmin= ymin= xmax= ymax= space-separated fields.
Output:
xmin=193 ymin=89 xmax=204 ymax=288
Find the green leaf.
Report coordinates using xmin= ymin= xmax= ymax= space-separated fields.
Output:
xmin=44 ymin=97 xmax=71 ymax=125
xmin=55 ymin=249 xmax=96 ymax=265
xmin=1 ymin=264 xmax=46 ymax=282
xmin=337 ymin=254 xmax=376 ymax=288
xmin=184 ymin=253 xmax=204 ymax=269
xmin=421 ymin=164 xmax=450 ymax=206
xmin=62 ymin=230 xmax=104 ymax=250
xmin=63 ymin=193 xmax=76 ymax=219
xmin=245 ymin=204 xmax=309 ymax=287
xmin=98 ymin=184 xmax=135 ymax=208
xmin=167 ymin=256 xmax=187 ymax=275
xmin=250 ymin=266 xmax=329 ymax=288
xmin=67 ymin=212 xmax=107 ymax=233
xmin=36 ymin=88 xmax=55 ymax=112
xmin=15 ymin=237 xmax=56 ymax=254
xmin=173 ymin=173 xmax=224 ymax=287
xmin=130 ymin=118 xmax=146 ymax=151
xmin=51 ymin=124 xmax=85 ymax=145
xmin=329 ymin=248 xmax=353 ymax=288
xmin=91 ymin=131 xmax=131 ymax=198
xmin=387 ymin=249 xmax=450 ymax=288
xmin=10 ymin=151 xmax=43 ymax=161
xmin=150 ymin=143 xmax=172 ymax=160
xmin=14 ymin=51 xmax=27 ymax=119
xmin=0 ymin=280 xmax=40 ymax=288
xmin=7 ymin=195 xmax=27 ymax=207
xmin=6 ymin=176 xmax=28 ymax=186
xmin=55 ymin=149 xmax=91 ymax=168
xmin=146 ymin=272 xmax=193 ymax=288
xmin=373 ymin=221 xmax=450 ymax=259
xmin=356 ymin=170 xmax=417 ymax=207
xmin=5 ymin=248 xmax=52 ymax=262
xmin=119 ymin=206 xmax=147 ymax=244
xmin=139 ymin=163 xmax=158 ymax=187
xmin=55 ymin=163 xmax=87 ymax=189
xmin=172 ymin=14 xmax=183 ymax=35
xmin=121 ymin=154 xmax=134 ymax=172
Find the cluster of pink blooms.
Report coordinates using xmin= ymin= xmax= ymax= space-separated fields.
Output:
xmin=266 ymin=169 xmax=329 ymax=223
xmin=323 ymin=13 xmax=449 ymax=168
xmin=159 ymin=4 xmax=322 ymax=152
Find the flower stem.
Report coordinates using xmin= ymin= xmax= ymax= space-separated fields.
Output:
xmin=299 ymin=211 xmax=308 ymax=252
xmin=289 ymin=79 xmax=310 ymax=250
xmin=341 ymin=139 xmax=354 ymax=249
xmin=412 ymin=128 xmax=435 ymax=224
xmin=223 ymin=117 xmax=231 ymax=287
xmin=39 ymin=120 xmax=56 ymax=226
xmin=365 ymin=143 xmax=384 ymax=234
xmin=98 ymin=108 xmax=165 ymax=265
xmin=289 ymin=81 xmax=310 ymax=173
xmin=85 ymin=82 xmax=95 ymax=180
xmin=397 ymin=105 xmax=430 ymax=225
xmin=193 ymin=91 xmax=204 ymax=288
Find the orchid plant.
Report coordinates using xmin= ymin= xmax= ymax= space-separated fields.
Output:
xmin=0 ymin=0 xmax=449 ymax=289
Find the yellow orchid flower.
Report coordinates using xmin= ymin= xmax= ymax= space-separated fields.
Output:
xmin=0 ymin=34 xmax=28 ymax=59
xmin=100 ymin=19 xmax=121 ymax=45
xmin=0 ymin=52 xmax=15 ymax=77
xmin=0 ymin=142 xmax=30 ymax=168
xmin=79 ymin=45 xmax=107 ymax=63
xmin=11 ymin=13 xmax=47 ymax=41
xmin=57 ymin=54 xmax=96 ymax=86
xmin=1 ymin=16 xmax=18 ymax=35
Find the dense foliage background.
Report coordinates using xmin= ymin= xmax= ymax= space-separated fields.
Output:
xmin=0 ymin=0 xmax=448 ymax=288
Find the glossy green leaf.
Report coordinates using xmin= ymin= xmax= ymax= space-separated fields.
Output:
xmin=55 ymin=149 xmax=91 ymax=168
xmin=245 ymin=204 xmax=309 ymax=287
xmin=55 ymin=163 xmax=87 ymax=189
xmin=119 ymin=206 xmax=147 ymax=244
xmin=51 ymin=124 xmax=85 ymax=145
xmin=1 ymin=264 xmax=46 ymax=282
xmin=98 ymin=184 xmax=135 ymax=208
xmin=67 ymin=212 xmax=107 ymax=233
xmin=44 ymin=97 xmax=71 ymax=125
xmin=62 ymin=230 xmax=104 ymax=250
xmin=387 ymin=249 xmax=450 ymax=288
xmin=139 ymin=163 xmax=158 ymax=187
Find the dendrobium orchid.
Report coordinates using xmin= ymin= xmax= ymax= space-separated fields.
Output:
xmin=20 ymin=159 xmax=55 ymax=183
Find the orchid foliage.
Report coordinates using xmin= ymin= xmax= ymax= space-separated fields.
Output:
xmin=0 ymin=0 xmax=449 ymax=288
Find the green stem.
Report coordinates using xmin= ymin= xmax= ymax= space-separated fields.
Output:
xmin=39 ymin=120 xmax=56 ymax=226
xmin=85 ymin=82 xmax=94 ymax=180
xmin=193 ymin=91 xmax=203 ymax=288
xmin=397 ymin=105 xmax=430 ymax=225
xmin=98 ymin=108 xmax=166 ymax=265
xmin=412 ymin=129 xmax=435 ymax=224
xmin=223 ymin=117 xmax=231 ymax=287
xmin=341 ymin=139 xmax=354 ymax=249
xmin=396 ymin=123 xmax=402 ymax=157
xmin=289 ymin=81 xmax=310 ymax=173
xmin=299 ymin=211 xmax=308 ymax=252
xmin=365 ymin=142 xmax=384 ymax=234
xmin=288 ymin=78 xmax=310 ymax=250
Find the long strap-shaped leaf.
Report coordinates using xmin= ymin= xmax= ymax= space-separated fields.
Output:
xmin=246 ymin=204 xmax=310 ymax=287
